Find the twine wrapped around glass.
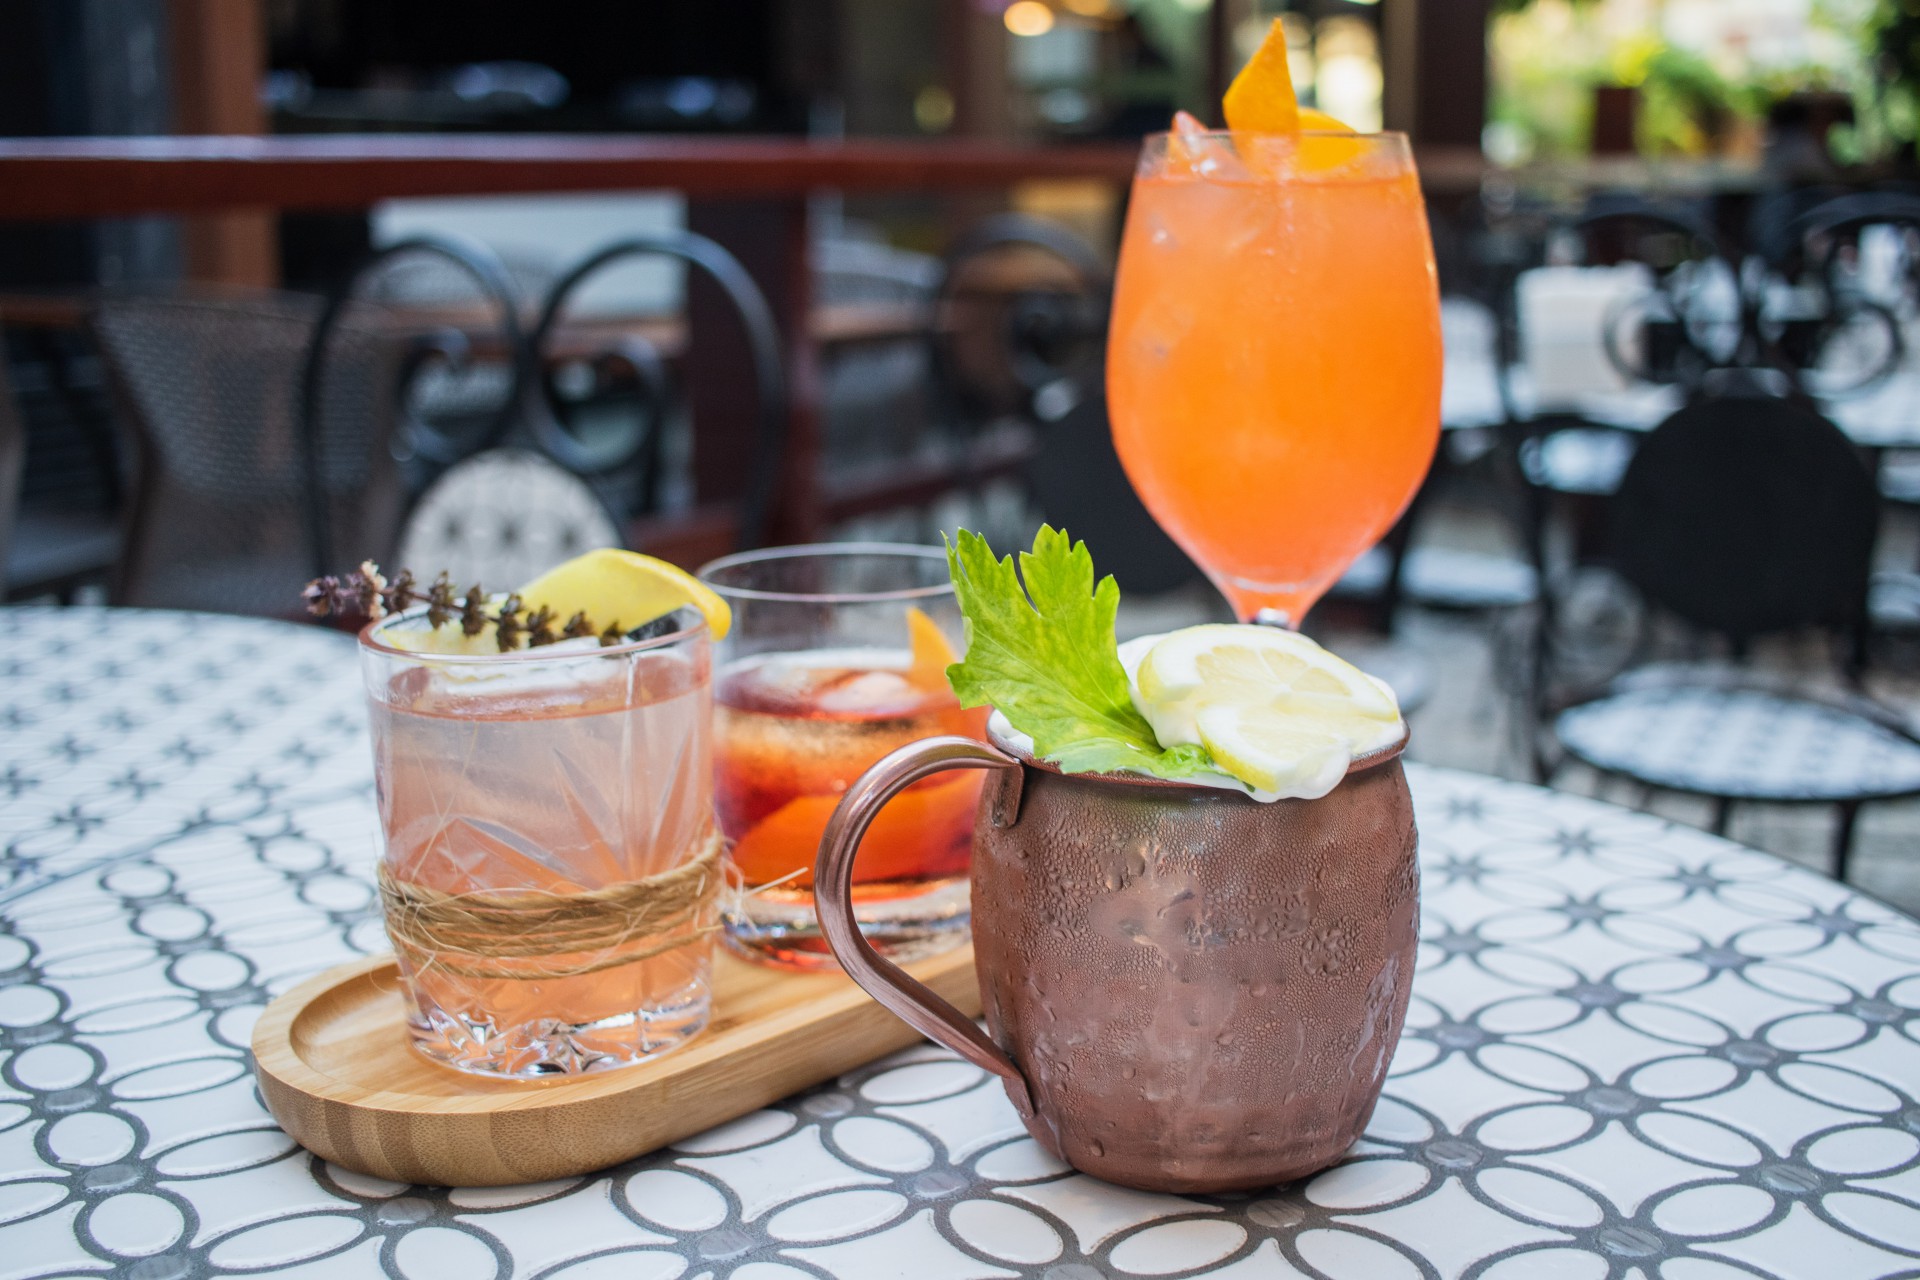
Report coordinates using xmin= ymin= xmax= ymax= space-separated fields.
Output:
xmin=359 ymin=608 xmax=716 ymax=1078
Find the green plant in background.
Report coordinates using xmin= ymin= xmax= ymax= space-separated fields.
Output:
xmin=1853 ymin=0 xmax=1920 ymax=164
xmin=1487 ymin=0 xmax=1606 ymax=162
xmin=1619 ymin=40 xmax=1764 ymax=156
xmin=1490 ymin=0 xmax=1874 ymax=164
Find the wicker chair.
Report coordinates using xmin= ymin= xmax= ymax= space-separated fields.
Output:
xmin=0 ymin=345 xmax=124 ymax=602
xmin=90 ymin=292 xmax=402 ymax=617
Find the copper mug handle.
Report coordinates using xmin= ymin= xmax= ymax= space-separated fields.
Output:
xmin=814 ymin=735 xmax=1036 ymax=1117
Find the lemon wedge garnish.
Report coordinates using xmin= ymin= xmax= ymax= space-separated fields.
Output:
xmin=379 ymin=620 xmax=500 ymax=656
xmin=518 ymin=548 xmax=731 ymax=641
xmin=1130 ymin=625 xmax=1402 ymax=799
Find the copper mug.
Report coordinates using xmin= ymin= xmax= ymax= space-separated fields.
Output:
xmin=815 ymin=728 xmax=1419 ymax=1194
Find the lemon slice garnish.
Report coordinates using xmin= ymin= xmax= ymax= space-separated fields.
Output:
xmin=1194 ymin=703 xmax=1354 ymax=798
xmin=378 ymin=618 xmax=501 ymax=656
xmin=1137 ymin=625 xmax=1398 ymax=721
xmin=518 ymin=548 xmax=731 ymax=641
xmin=1131 ymin=624 xmax=1402 ymax=798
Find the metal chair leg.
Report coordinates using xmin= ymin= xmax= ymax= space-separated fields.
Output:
xmin=1832 ymin=801 xmax=1862 ymax=883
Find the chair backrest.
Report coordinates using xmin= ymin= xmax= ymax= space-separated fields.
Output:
xmin=931 ymin=215 xmax=1110 ymax=429
xmin=1610 ymin=394 xmax=1878 ymax=644
xmin=395 ymin=447 xmax=621 ymax=589
xmin=528 ymin=231 xmax=786 ymax=551
xmin=815 ymin=234 xmax=940 ymax=467
xmin=90 ymin=291 xmax=401 ymax=616
xmin=1539 ymin=199 xmax=1738 ymax=396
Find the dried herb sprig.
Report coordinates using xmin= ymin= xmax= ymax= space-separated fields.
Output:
xmin=302 ymin=561 xmax=640 ymax=650
xmin=460 ymin=586 xmax=488 ymax=637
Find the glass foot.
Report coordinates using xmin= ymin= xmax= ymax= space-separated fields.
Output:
xmin=405 ymin=974 xmax=711 ymax=1078
xmin=724 ymin=878 xmax=972 ymax=972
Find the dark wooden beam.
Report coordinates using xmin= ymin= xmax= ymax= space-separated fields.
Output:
xmin=1410 ymin=0 xmax=1489 ymax=151
xmin=1205 ymin=0 xmax=1232 ymax=127
xmin=168 ymin=0 xmax=278 ymax=286
xmin=0 ymin=135 xmax=1140 ymax=222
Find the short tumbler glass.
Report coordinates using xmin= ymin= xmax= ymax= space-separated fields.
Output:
xmin=698 ymin=544 xmax=987 ymax=969
xmin=360 ymin=609 xmax=715 ymax=1077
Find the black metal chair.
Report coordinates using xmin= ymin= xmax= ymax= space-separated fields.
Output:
xmin=929 ymin=214 xmax=1111 ymax=438
xmin=1782 ymin=195 xmax=1920 ymax=646
xmin=814 ymin=232 xmax=940 ymax=473
xmin=1546 ymin=393 xmax=1920 ymax=881
xmin=350 ymin=230 xmax=785 ymax=588
xmin=300 ymin=236 xmax=526 ymax=580
xmin=1320 ymin=294 xmax=1538 ymax=657
xmin=0 ymin=325 xmax=131 ymax=604
xmin=525 ymin=231 xmax=786 ymax=552
xmin=1781 ymin=192 xmax=1918 ymax=404
xmin=0 ymin=348 xmax=21 ymax=594
xmin=933 ymin=216 xmax=1198 ymax=595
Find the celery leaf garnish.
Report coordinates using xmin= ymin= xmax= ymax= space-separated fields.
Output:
xmin=945 ymin=526 xmax=1216 ymax=780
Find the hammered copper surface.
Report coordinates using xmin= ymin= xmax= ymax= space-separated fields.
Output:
xmin=971 ymin=753 xmax=1419 ymax=1192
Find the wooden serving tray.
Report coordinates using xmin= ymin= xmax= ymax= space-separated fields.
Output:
xmin=252 ymin=945 xmax=980 ymax=1186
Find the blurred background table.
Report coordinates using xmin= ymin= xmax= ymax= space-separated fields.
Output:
xmin=5 ymin=605 xmax=1920 ymax=1278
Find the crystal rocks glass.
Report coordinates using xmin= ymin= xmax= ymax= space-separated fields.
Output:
xmin=360 ymin=609 xmax=715 ymax=1077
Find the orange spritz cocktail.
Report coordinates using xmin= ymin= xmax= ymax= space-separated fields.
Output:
xmin=1108 ymin=28 xmax=1441 ymax=626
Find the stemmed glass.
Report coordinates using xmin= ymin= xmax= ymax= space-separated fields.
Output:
xmin=1107 ymin=129 xmax=1443 ymax=627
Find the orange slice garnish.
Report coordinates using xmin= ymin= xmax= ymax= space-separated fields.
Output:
xmin=1224 ymin=18 xmax=1302 ymax=135
xmin=1220 ymin=19 xmax=1366 ymax=175
xmin=728 ymin=771 xmax=980 ymax=888
xmin=1299 ymin=106 xmax=1351 ymax=131
xmin=906 ymin=605 xmax=959 ymax=693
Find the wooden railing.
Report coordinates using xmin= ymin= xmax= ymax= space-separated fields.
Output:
xmin=0 ymin=134 xmax=1154 ymax=562
xmin=0 ymin=135 xmax=1141 ymax=220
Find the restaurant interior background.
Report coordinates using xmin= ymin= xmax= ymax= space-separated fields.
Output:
xmin=4 ymin=0 xmax=1919 ymax=912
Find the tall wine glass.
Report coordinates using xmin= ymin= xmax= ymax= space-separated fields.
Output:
xmin=1107 ymin=130 xmax=1442 ymax=627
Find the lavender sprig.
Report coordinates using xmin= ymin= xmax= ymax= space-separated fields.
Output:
xmin=301 ymin=562 xmax=650 ymax=650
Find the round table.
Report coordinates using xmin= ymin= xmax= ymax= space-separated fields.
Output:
xmin=5 ymin=606 xmax=1920 ymax=1279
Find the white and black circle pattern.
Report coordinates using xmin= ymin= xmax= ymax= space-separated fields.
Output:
xmin=4 ymin=607 xmax=1920 ymax=1278
xmin=1557 ymin=687 xmax=1920 ymax=802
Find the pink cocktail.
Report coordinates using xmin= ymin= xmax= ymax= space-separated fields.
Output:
xmin=361 ymin=610 xmax=714 ymax=1077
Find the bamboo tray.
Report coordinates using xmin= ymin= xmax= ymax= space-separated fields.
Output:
xmin=251 ymin=945 xmax=979 ymax=1186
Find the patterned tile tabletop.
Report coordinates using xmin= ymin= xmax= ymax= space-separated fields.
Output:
xmin=4 ymin=606 xmax=1920 ymax=1280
